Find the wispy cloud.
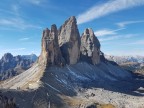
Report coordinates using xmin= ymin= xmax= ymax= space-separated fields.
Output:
xmin=77 ymin=0 xmax=144 ymax=24
xmin=0 ymin=9 xmax=17 ymax=16
xmin=0 ymin=2 xmax=42 ymax=30
xmin=11 ymin=4 xmax=20 ymax=16
xmin=3 ymin=48 xmax=26 ymax=52
xmin=99 ymin=34 xmax=137 ymax=42
xmin=124 ymin=40 xmax=144 ymax=45
xmin=19 ymin=38 xmax=30 ymax=41
xmin=24 ymin=0 xmax=45 ymax=5
xmin=95 ymin=28 xmax=125 ymax=37
xmin=133 ymin=40 xmax=144 ymax=45
xmin=0 ymin=18 xmax=42 ymax=30
xmin=116 ymin=20 xmax=144 ymax=27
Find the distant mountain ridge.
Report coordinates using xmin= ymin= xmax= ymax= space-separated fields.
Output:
xmin=0 ymin=53 xmax=37 ymax=80
xmin=21 ymin=53 xmax=38 ymax=62
xmin=105 ymin=55 xmax=144 ymax=75
xmin=105 ymin=55 xmax=144 ymax=64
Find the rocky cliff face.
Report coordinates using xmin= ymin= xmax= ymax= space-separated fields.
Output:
xmin=39 ymin=24 xmax=64 ymax=66
xmin=0 ymin=53 xmax=37 ymax=80
xmin=58 ymin=16 xmax=81 ymax=64
xmin=80 ymin=28 xmax=101 ymax=65
xmin=0 ymin=93 xmax=17 ymax=108
xmin=39 ymin=16 xmax=100 ymax=66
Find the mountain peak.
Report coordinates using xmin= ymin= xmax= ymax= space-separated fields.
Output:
xmin=69 ymin=16 xmax=76 ymax=22
xmin=40 ymin=16 xmax=101 ymax=65
xmin=1 ymin=53 xmax=13 ymax=62
xmin=51 ymin=24 xmax=57 ymax=32
xmin=84 ymin=28 xmax=95 ymax=36
xmin=39 ymin=24 xmax=64 ymax=66
xmin=80 ymin=28 xmax=101 ymax=64
xmin=58 ymin=16 xmax=80 ymax=64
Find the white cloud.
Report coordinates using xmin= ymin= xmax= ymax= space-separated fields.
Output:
xmin=125 ymin=40 xmax=144 ymax=45
xmin=19 ymin=38 xmax=30 ymax=41
xmin=99 ymin=34 xmax=137 ymax=42
xmin=94 ymin=28 xmax=125 ymax=37
xmin=0 ymin=3 xmax=42 ymax=30
xmin=0 ymin=9 xmax=15 ymax=16
xmin=25 ymin=0 xmax=45 ymax=5
xmin=3 ymin=48 xmax=26 ymax=52
xmin=0 ymin=18 xmax=42 ymax=30
xmin=116 ymin=20 xmax=144 ymax=27
xmin=99 ymin=36 xmax=119 ymax=42
xmin=77 ymin=0 xmax=144 ymax=24
xmin=133 ymin=40 xmax=144 ymax=45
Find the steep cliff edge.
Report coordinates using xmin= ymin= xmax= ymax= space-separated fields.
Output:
xmin=39 ymin=25 xmax=64 ymax=66
xmin=58 ymin=16 xmax=81 ymax=64
xmin=80 ymin=28 xmax=100 ymax=65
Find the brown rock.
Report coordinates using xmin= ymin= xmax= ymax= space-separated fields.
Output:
xmin=39 ymin=24 xmax=64 ymax=66
xmin=80 ymin=28 xmax=100 ymax=65
xmin=58 ymin=16 xmax=81 ymax=64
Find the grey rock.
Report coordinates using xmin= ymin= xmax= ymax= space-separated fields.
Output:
xmin=0 ymin=93 xmax=17 ymax=108
xmin=0 ymin=53 xmax=36 ymax=80
xmin=80 ymin=28 xmax=101 ymax=65
xmin=58 ymin=16 xmax=81 ymax=64
xmin=21 ymin=54 xmax=37 ymax=62
xmin=39 ymin=24 xmax=65 ymax=66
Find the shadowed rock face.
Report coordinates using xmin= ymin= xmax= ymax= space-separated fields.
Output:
xmin=80 ymin=28 xmax=101 ymax=65
xmin=0 ymin=53 xmax=36 ymax=80
xmin=39 ymin=24 xmax=65 ymax=66
xmin=0 ymin=93 xmax=17 ymax=108
xmin=58 ymin=16 xmax=81 ymax=64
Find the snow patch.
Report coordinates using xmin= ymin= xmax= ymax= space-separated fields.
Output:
xmin=45 ymin=83 xmax=61 ymax=93
xmin=56 ymin=78 xmax=67 ymax=85
xmin=67 ymin=66 xmax=90 ymax=81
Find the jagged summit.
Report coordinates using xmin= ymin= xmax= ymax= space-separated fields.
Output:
xmin=83 ymin=28 xmax=100 ymax=48
xmin=80 ymin=28 xmax=101 ymax=65
xmin=1 ymin=53 xmax=13 ymax=62
xmin=39 ymin=16 xmax=100 ymax=66
xmin=58 ymin=16 xmax=81 ymax=64
xmin=39 ymin=24 xmax=64 ymax=66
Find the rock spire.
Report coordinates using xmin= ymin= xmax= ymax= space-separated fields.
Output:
xmin=80 ymin=28 xmax=100 ymax=65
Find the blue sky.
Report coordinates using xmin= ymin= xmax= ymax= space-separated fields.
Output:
xmin=0 ymin=0 xmax=144 ymax=58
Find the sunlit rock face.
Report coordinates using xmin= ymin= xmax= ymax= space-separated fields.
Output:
xmin=80 ymin=28 xmax=101 ymax=65
xmin=39 ymin=24 xmax=64 ymax=66
xmin=58 ymin=16 xmax=81 ymax=65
